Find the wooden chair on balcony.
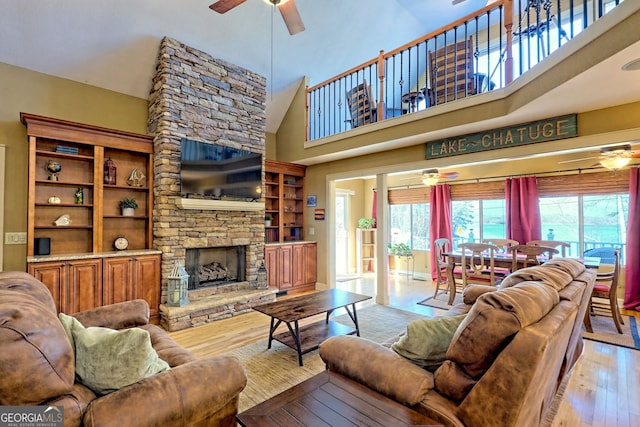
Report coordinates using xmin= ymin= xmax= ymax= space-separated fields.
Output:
xmin=428 ymin=37 xmax=476 ymax=105
xmin=345 ymin=81 xmax=376 ymax=128
xmin=527 ymin=240 xmax=570 ymax=257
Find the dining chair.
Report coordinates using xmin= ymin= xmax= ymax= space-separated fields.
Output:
xmin=428 ymin=36 xmax=476 ymax=106
xmin=508 ymin=244 xmax=559 ymax=271
xmin=526 ymin=240 xmax=571 ymax=257
xmin=432 ymin=238 xmax=451 ymax=298
xmin=584 ymin=248 xmax=623 ymax=334
xmin=481 ymin=239 xmax=519 ymax=277
xmin=457 ymin=242 xmax=502 ymax=289
xmin=345 ymin=80 xmax=376 ymax=128
xmin=481 ymin=238 xmax=519 ymax=253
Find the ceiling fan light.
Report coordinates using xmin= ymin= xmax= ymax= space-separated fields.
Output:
xmin=422 ymin=174 xmax=440 ymax=186
xmin=600 ymin=156 xmax=631 ymax=170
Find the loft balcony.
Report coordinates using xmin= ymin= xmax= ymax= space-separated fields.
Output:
xmin=305 ymin=0 xmax=627 ymax=143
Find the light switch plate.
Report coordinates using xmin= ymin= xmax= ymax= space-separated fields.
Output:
xmin=5 ymin=232 xmax=27 ymax=244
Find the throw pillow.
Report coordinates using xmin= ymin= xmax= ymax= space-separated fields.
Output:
xmin=59 ymin=313 xmax=170 ymax=396
xmin=391 ymin=314 xmax=467 ymax=371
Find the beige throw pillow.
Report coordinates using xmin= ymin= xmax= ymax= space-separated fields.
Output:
xmin=391 ymin=314 xmax=467 ymax=371
xmin=59 ymin=313 xmax=169 ymax=396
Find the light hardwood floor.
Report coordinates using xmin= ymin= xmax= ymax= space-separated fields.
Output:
xmin=169 ymin=273 xmax=640 ymax=426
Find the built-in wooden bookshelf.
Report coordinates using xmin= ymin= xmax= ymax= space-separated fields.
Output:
xmin=264 ymin=159 xmax=306 ymax=243
xmin=22 ymin=113 xmax=161 ymax=322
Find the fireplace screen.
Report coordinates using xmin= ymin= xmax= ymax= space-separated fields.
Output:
xmin=184 ymin=246 xmax=246 ymax=289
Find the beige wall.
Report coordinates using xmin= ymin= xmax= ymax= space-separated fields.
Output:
xmin=0 ymin=62 xmax=149 ymax=271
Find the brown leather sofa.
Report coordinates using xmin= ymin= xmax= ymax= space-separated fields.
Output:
xmin=319 ymin=258 xmax=595 ymax=427
xmin=0 ymin=271 xmax=246 ymax=427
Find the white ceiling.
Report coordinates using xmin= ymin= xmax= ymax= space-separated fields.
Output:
xmin=0 ymin=0 xmax=489 ymax=133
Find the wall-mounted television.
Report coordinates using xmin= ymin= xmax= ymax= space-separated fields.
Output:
xmin=180 ymin=139 xmax=262 ymax=201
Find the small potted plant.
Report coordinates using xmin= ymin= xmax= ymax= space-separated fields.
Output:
xmin=358 ymin=217 xmax=376 ymax=229
xmin=387 ymin=242 xmax=412 ymax=256
xmin=120 ymin=197 xmax=138 ymax=216
xmin=265 ymin=214 xmax=273 ymax=227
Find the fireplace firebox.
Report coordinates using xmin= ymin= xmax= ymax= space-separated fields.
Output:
xmin=184 ymin=246 xmax=247 ymax=290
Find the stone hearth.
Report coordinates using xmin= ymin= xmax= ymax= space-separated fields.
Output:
xmin=160 ymin=283 xmax=276 ymax=332
xmin=149 ymin=37 xmax=270 ymax=331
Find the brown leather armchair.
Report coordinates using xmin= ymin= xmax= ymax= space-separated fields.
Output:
xmin=0 ymin=271 xmax=246 ymax=427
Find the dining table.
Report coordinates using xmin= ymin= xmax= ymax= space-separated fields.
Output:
xmin=442 ymin=251 xmax=601 ymax=305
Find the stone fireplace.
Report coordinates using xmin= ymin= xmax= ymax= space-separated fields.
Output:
xmin=148 ymin=37 xmax=276 ymax=331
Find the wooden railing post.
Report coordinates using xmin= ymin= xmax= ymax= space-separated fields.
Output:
xmin=377 ymin=50 xmax=385 ymax=122
xmin=504 ymin=0 xmax=514 ymax=85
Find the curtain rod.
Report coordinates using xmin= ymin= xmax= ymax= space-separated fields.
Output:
xmin=388 ymin=165 xmax=607 ymax=190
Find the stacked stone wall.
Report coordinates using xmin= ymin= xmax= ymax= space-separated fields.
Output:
xmin=148 ymin=36 xmax=267 ymax=300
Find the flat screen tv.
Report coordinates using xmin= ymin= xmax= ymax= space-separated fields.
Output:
xmin=180 ymin=139 xmax=262 ymax=201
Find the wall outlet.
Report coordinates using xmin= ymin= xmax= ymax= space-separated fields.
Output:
xmin=5 ymin=232 xmax=27 ymax=245
xmin=309 ymin=227 xmax=315 ymax=236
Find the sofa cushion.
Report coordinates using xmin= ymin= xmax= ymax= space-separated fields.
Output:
xmin=59 ymin=314 xmax=170 ymax=396
xmin=0 ymin=286 xmax=75 ymax=405
xmin=435 ymin=282 xmax=559 ymax=402
xmin=391 ymin=314 xmax=467 ymax=371
xmin=499 ymin=265 xmax=573 ymax=291
xmin=320 ymin=335 xmax=434 ymax=405
xmin=542 ymin=257 xmax=586 ymax=277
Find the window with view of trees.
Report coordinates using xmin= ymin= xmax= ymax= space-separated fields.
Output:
xmin=388 ymin=203 xmax=430 ymax=251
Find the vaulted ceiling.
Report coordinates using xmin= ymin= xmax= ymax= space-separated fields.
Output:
xmin=0 ymin=0 xmax=490 ymax=133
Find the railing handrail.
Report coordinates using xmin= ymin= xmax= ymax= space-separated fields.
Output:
xmin=384 ymin=1 xmax=505 ymax=58
xmin=307 ymin=1 xmax=505 ymax=93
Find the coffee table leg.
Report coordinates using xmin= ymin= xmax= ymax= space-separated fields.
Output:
xmin=344 ymin=303 xmax=361 ymax=336
xmin=267 ymin=317 xmax=281 ymax=349
xmin=293 ymin=320 xmax=303 ymax=366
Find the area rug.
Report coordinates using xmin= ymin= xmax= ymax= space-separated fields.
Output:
xmin=417 ymin=291 xmax=463 ymax=311
xmin=582 ymin=313 xmax=640 ymax=350
xmin=222 ymin=304 xmax=425 ymax=411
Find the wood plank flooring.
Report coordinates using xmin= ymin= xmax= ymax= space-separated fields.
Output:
xmin=169 ymin=273 xmax=640 ymax=426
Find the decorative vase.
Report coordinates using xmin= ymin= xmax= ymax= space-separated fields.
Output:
xmin=265 ymin=220 xmax=272 ymax=227
xmin=122 ymin=207 xmax=135 ymax=217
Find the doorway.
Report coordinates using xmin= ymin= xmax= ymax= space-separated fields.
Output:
xmin=335 ymin=190 xmax=351 ymax=276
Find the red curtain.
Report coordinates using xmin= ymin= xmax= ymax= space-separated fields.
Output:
xmin=430 ymin=184 xmax=453 ymax=279
xmin=505 ymin=177 xmax=541 ymax=244
xmin=624 ymin=167 xmax=640 ymax=310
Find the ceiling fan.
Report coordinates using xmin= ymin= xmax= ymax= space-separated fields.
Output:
xmin=558 ymin=144 xmax=640 ymax=171
xmin=400 ymin=169 xmax=460 ymax=186
xmin=209 ymin=0 xmax=305 ymax=35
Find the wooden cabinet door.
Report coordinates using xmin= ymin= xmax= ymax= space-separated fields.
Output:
xmin=67 ymin=259 xmax=102 ymax=314
xmin=279 ymin=245 xmax=294 ymax=290
xmin=103 ymin=257 xmax=134 ymax=305
xmin=133 ymin=254 xmax=161 ymax=321
xmin=292 ymin=244 xmax=307 ymax=287
xmin=304 ymin=243 xmax=317 ymax=285
xmin=28 ymin=261 xmax=67 ymax=313
xmin=265 ymin=246 xmax=280 ymax=288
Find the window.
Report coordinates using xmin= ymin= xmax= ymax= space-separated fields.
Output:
xmin=388 ymin=203 xmax=430 ymax=251
xmin=539 ymin=194 xmax=629 ymax=262
xmin=451 ymin=199 xmax=505 ymax=248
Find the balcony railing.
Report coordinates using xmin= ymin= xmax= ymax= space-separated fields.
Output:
xmin=306 ymin=0 xmax=625 ymax=141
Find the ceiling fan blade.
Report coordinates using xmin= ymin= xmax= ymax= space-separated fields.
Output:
xmin=209 ymin=0 xmax=246 ymax=14
xmin=558 ymin=156 xmax=601 ymax=164
xmin=278 ymin=0 xmax=305 ymax=35
xmin=632 ymin=151 xmax=640 ymax=158
xmin=452 ymin=0 xmax=467 ymax=4
xmin=439 ymin=171 xmax=459 ymax=179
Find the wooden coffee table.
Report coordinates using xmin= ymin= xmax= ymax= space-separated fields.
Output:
xmin=236 ymin=370 xmax=439 ymax=426
xmin=252 ymin=289 xmax=371 ymax=366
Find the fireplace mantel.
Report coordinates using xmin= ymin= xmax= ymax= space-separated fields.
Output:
xmin=176 ymin=198 xmax=265 ymax=212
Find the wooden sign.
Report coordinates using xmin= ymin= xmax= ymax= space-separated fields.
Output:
xmin=425 ymin=114 xmax=577 ymax=159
